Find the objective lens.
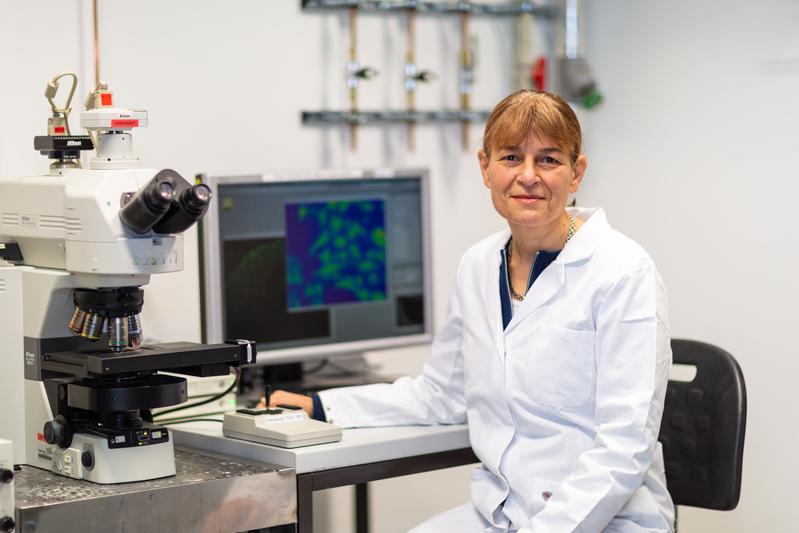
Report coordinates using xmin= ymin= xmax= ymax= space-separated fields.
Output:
xmin=128 ymin=314 xmax=143 ymax=348
xmin=81 ymin=313 xmax=104 ymax=341
xmin=108 ymin=317 xmax=129 ymax=352
xmin=68 ymin=307 xmax=87 ymax=333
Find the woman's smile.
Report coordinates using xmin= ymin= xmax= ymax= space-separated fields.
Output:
xmin=511 ymin=193 xmax=545 ymax=204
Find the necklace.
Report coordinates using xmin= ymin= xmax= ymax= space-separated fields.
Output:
xmin=507 ymin=216 xmax=575 ymax=301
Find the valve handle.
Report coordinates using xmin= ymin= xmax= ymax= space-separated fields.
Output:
xmin=355 ymin=67 xmax=379 ymax=80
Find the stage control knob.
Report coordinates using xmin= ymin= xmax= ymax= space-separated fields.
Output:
xmin=0 ymin=468 xmax=12 ymax=483
xmin=43 ymin=415 xmax=72 ymax=448
xmin=0 ymin=516 xmax=14 ymax=532
xmin=81 ymin=451 xmax=94 ymax=469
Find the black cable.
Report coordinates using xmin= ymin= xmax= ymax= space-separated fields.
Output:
xmin=153 ymin=368 xmax=239 ymax=420
xmin=161 ymin=418 xmax=224 ymax=425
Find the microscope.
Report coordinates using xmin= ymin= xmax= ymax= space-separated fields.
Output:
xmin=0 ymin=74 xmax=255 ymax=484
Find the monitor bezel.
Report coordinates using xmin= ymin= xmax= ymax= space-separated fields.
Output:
xmin=199 ymin=168 xmax=433 ymax=365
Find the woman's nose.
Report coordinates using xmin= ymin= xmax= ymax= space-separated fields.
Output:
xmin=517 ymin=160 xmax=538 ymax=185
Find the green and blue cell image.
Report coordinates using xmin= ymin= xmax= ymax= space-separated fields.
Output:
xmin=285 ymin=199 xmax=387 ymax=309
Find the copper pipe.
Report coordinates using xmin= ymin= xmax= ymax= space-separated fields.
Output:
xmin=406 ymin=9 xmax=416 ymax=151
xmin=459 ymin=12 xmax=470 ymax=150
xmin=348 ymin=7 xmax=358 ymax=151
xmin=93 ymin=0 xmax=100 ymax=86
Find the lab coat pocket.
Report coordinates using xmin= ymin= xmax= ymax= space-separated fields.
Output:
xmin=525 ymin=325 xmax=595 ymax=408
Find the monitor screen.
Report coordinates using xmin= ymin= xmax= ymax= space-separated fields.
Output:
xmin=200 ymin=170 xmax=432 ymax=364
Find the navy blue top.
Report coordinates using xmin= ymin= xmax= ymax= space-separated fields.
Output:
xmin=499 ymin=243 xmax=561 ymax=330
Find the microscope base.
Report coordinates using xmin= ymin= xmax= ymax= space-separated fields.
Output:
xmin=49 ymin=432 xmax=176 ymax=484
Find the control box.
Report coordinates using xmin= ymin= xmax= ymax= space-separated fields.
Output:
xmin=223 ymin=409 xmax=342 ymax=448
xmin=0 ymin=439 xmax=14 ymax=532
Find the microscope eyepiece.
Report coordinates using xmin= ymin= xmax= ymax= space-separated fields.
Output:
xmin=151 ymin=182 xmax=213 ymax=234
xmin=183 ymin=183 xmax=212 ymax=213
xmin=119 ymin=169 xmax=180 ymax=234
xmin=155 ymin=181 xmax=176 ymax=202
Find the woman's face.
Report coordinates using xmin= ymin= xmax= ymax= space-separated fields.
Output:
xmin=478 ymin=133 xmax=587 ymax=230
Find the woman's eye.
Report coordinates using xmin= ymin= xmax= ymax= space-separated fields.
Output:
xmin=500 ymin=154 xmax=520 ymax=162
xmin=540 ymin=156 xmax=560 ymax=165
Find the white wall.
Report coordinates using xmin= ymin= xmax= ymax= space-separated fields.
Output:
xmin=0 ymin=1 xmax=529 ymax=531
xmin=3 ymin=0 xmax=795 ymax=531
xmin=582 ymin=1 xmax=799 ymax=531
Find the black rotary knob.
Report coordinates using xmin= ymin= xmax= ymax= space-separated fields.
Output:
xmin=0 ymin=516 xmax=14 ymax=532
xmin=81 ymin=451 xmax=94 ymax=469
xmin=43 ymin=415 xmax=72 ymax=448
xmin=0 ymin=468 xmax=12 ymax=483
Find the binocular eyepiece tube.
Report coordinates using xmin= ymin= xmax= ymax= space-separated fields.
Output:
xmin=119 ymin=169 xmax=212 ymax=235
xmin=119 ymin=170 xmax=178 ymax=234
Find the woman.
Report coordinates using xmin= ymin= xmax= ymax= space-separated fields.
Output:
xmin=270 ymin=90 xmax=674 ymax=532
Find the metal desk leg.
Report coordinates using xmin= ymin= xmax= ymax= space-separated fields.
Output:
xmin=355 ymin=482 xmax=369 ymax=533
xmin=297 ymin=474 xmax=314 ymax=533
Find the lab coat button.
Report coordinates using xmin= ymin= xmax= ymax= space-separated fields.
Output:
xmin=542 ymin=491 xmax=553 ymax=501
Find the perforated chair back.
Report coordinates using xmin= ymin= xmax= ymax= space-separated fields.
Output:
xmin=658 ymin=339 xmax=746 ymax=510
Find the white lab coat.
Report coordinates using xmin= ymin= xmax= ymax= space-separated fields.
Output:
xmin=319 ymin=208 xmax=675 ymax=532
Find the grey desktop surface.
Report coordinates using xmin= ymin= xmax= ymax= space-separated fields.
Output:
xmin=171 ymin=422 xmax=472 ymax=474
xmin=14 ymin=447 xmax=296 ymax=532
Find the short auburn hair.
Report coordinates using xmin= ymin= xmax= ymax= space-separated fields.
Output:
xmin=482 ymin=90 xmax=582 ymax=164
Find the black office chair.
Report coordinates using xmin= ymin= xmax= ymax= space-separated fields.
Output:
xmin=658 ymin=339 xmax=747 ymax=528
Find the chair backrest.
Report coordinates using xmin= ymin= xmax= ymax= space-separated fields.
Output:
xmin=658 ymin=339 xmax=747 ymax=510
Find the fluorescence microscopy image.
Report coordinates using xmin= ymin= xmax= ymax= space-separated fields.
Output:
xmin=285 ymin=199 xmax=387 ymax=309
xmin=223 ymin=237 xmax=331 ymax=344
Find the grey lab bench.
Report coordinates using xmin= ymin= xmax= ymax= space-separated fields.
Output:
xmin=13 ymin=447 xmax=295 ymax=532
xmin=172 ymin=422 xmax=477 ymax=533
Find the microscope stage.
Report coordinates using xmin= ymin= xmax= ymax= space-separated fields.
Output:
xmin=222 ymin=409 xmax=342 ymax=448
xmin=40 ymin=341 xmax=245 ymax=378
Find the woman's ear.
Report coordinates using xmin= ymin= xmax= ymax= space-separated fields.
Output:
xmin=478 ymin=149 xmax=491 ymax=188
xmin=570 ymin=154 xmax=587 ymax=193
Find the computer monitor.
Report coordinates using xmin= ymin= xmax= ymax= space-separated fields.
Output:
xmin=199 ymin=169 xmax=432 ymax=365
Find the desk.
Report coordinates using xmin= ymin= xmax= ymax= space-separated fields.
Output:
xmin=172 ymin=423 xmax=478 ymax=532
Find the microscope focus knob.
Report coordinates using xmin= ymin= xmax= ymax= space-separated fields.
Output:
xmin=0 ymin=468 xmax=12 ymax=483
xmin=0 ymin=516 xmax=14 ymax=533
xmin=43 ymin=415 xmax=72 ymax=448
xmin=81 ymin=451 xmax=94 ymax=469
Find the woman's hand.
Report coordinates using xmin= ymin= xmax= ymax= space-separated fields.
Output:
xmin=258 ymin=389 xmax=314 ymax=417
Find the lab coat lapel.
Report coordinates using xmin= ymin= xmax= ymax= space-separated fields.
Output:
xmin=506 ymin=261 xmax=565 ymax=333
xmin=480 ymin=232 xmax=508 ymax=354
xmin=504 ymin=208 xmax=606 ymax=333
